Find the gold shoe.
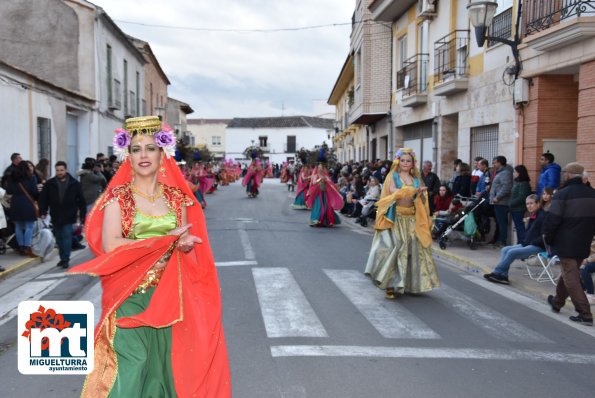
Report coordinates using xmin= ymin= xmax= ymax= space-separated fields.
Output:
xmin=385 ymin=288 xmax=395 ymax=300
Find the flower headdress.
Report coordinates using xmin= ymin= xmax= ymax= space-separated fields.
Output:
xmin=391 ymin=147 xmax=420 ymax=178
xmin=112 ymin=116 xmax=176 ymax=161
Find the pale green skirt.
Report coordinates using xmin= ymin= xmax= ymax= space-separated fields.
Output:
xmin=364 ymin=215 xmax=440 ymax=294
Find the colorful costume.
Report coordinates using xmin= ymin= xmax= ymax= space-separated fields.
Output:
xmin=191 ymin=164 xmax=214 ymax=208
xmin=306 ymin=165 xmax=342 ymax=227
xmin=68 ymin=116 xmax=230 ymax=397
xmin=291 ymin=165 xmax=311 ymax=210
xmin=365 ymin=149 xmax=441 ymax=295
xmin=242 ymin=160 xmax=263 ymax=198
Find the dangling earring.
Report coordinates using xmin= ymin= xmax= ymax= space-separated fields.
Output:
xmin=159 ymin=160 xmax=166 ymax=178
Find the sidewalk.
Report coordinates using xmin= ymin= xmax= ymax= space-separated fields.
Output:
xmin=0 ymin=249 xmax=44 ymax=279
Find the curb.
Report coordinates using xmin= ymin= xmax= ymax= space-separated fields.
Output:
xmin=430 ymin=246 xmax=492 ymax=275
xmin=0 ymin=256 xmax=43 ymax=280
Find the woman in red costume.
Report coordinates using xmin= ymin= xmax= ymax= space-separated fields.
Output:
xmin=241 ymin=154 xmax=263 ymax=198
xmin=306 ymin=157 xmax=343 ymax=227
xmin=291 ymin=163 xmax=312 ymax=210
xmin=68 ymin=116 xmax=230 ymax=397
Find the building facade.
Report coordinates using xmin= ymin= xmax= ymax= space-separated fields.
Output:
xmin=186 ymin=119 xmax=231 ymax=160
xmin=0 ymin=0 xmax=147 ymax=172
xmin=166 ymin=97 xmax=194 ymax=145
xmin=225 ymin=116 xmax=333 ymax=165
xmin=331 ymin=0 xmax=595 ymax=185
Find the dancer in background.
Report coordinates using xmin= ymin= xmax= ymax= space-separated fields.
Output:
xmin=365 ymin=148 xmax=440 ymax=299
xmin=242 ymin=152 xmax=264 ymax=198
xmin=292 ymin=162 xmax=312 ymax=210
xmin=306 ymin=149 xmax=342 ymax=227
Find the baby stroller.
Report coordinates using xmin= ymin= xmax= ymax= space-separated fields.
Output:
xmin=435 ymin=196 xmax=485 ymax=250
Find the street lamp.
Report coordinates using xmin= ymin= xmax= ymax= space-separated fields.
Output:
xmin=467 ymin=0 xmax=522 ymax=77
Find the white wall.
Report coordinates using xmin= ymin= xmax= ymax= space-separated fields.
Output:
xmin=226 ymin=127 xmax=330 ymax=164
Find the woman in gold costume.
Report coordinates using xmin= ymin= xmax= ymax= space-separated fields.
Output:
xmin=364 ymin=148 xmax=441 ymax=298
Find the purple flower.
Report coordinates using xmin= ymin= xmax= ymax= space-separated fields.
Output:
xmin=155 ymin=130 xmax=175 ymax=148
xmin=113 ymin=129 xmax=131 ymax=148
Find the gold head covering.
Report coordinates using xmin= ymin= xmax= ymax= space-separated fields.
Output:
xmin=125 ymin=116 xmax=162 ymax=135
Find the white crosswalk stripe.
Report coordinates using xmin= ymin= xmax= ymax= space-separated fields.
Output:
xmin=252 ymin=267 xmax=328 ymax=338
xmin=430 ymin=284 xmax=553 ymax=343
xmin=324 ymin=269 xmax=440 ymax=339
xmin=0 ymin=279 xmax=63 ymax=327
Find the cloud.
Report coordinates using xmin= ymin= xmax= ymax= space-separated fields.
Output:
xmin=92 ymin=0 xmax=352 ymax=118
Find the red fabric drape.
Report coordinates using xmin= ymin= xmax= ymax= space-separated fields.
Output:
xmin=69 ymin=156 xmax=230 ymax=397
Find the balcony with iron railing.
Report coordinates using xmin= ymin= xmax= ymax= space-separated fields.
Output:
xmin=521 ymin=0 xmax=595 ymax=51
xmin=433 ymin=30 xmax=470 ymax=96
xmin=396 ymin=53 xmax=429 ymax=107
xmin=488 ymin=7 xmax=513 ymax=48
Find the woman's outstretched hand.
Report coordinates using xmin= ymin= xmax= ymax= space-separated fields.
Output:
xmin=169 ymin=224 xmax=203 ymax=253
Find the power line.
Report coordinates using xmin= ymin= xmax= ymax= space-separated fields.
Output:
xmin=112 ymin=18 xmax=382 ymax=33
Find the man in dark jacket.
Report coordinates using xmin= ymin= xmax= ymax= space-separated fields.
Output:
xmin=483 ymin=194 xmax=545 ymax=284
xmin=543 ymin=162 xmax=595 ymax=326
xmin=422 ymin=161 xmax=440 ymax=215
xmin=536 ymin=152 xmax=561 ymax=196
xmin=38 ymin=161 xmax=86 ymax=269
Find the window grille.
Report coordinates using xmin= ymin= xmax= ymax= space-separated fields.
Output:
xmin=471 ymin=124 xmax=499 ymax=162
xmin=488 ymin=7 xmax=513 ymax=47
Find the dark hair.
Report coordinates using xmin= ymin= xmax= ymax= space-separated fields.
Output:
xmin=480 ymin=159 xmax=489 ymax=167
xmin=454 ymin=159 xmax=462 ymax=166
xmin=55 ymin=161 xmax=67 ymax=169
xmin=458 ymin=162 xmax=471 ymax=175
xmin=542 ymin=153 xmax=554 ymax=163
xmin=82 ymin=157 xmax=96 ymax=170
xmin=11 ymin=161 xmax=32 ymax=182
xmin=439 ymin=183 xmax=451 ymax=196
xmin=540 ymin=187 xmax=554 ymax=208
xmin=495 ymin=156 xmax=507 ymax=166
xmin=474 ymin=156 xmax=484 ymax=162
xmin=96 ymin=153 xmax=105 ymax=160
xmin=514 ymin=165 xmax=530 ymax=182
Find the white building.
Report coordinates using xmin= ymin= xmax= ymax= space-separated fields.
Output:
xmin=225 ymin=116 xmax=333 ymax=165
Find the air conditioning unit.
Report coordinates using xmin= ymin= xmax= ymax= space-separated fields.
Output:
xmin=513 ymin=78 xmax=529 ymax=104
xmin=419 ymin=0 xmax=437 ymax=18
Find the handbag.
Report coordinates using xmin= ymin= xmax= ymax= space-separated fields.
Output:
xmin=18 ymin=182 xmax=40 ymax=218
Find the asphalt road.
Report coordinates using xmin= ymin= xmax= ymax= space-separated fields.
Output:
xmin=1 ymin=178 xmax=594 ymax=398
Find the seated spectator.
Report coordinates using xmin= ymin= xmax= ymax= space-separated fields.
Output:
xmin=483 ymin=194 xmax=545 ymax=284
xmin=434 ymin=184 xmax=453 ymax=214
xmin=539 ymin=187 xmax=554 ymax=212
xmin=355 ymin=176 xmax=381 ymax=227
xmin=580 ymin=237 xmax=595 ymax=305
xmin=452 ymin=162 xmax=472 ymax=197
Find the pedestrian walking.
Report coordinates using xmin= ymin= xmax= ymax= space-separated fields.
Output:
xmin=38 ymin=161 xmax=86 ymax=268
xmin=421 ymin=160 xmax=440 ymax=214
xmin=544 ymin=162 xmax=595 ymax=326
xmin=6 ymin=161 xmax=39 ymax=257
xmin=78 ymin=157 xmax=107 ymax=217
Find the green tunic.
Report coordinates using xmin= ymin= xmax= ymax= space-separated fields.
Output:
xmin=109 ymin=209 xmax=178 ymax=398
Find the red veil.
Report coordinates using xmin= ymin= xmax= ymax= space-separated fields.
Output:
xmin=68 ymin=156 xmax=231 ymax=397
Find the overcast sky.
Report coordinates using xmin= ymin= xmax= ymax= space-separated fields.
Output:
xmin=92 ymin=0 xmax=354 ymax=119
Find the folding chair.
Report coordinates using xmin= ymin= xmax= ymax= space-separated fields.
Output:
xmin=524 ymin=236 xmax=560 ymax=285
